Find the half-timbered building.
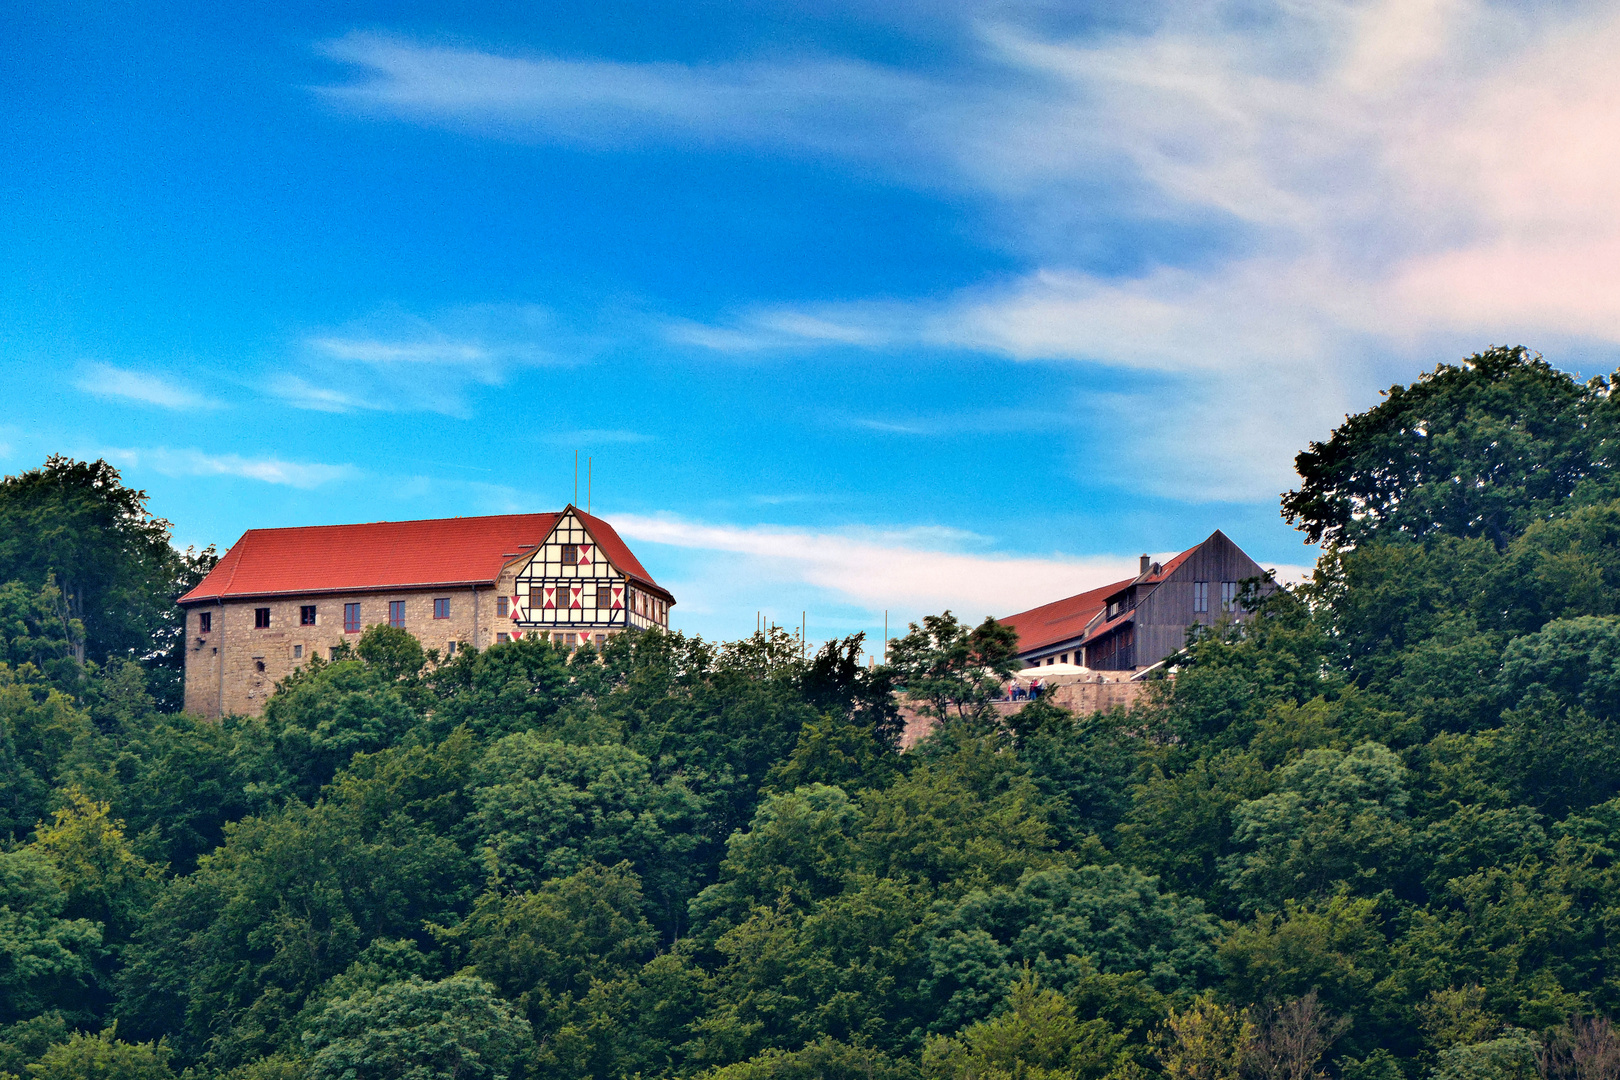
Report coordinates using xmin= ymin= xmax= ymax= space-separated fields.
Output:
xmin=999 ymin=530 xmax=1272 ymax=673
xmin=178 ymin=507 xmax=672 ymax=717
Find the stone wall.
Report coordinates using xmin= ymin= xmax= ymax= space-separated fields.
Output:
xmin=182 ymin=585 xmax=496 ymax=717
xmin=182 ymin=559 xmax=647 ymax=717
xmin=897 ymin=678 xmax=1153 ymax=749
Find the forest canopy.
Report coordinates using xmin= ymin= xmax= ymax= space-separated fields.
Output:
xmin=5 ymin=347 xmax=1620 ymax=1080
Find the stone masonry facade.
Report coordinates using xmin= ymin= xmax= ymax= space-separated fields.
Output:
xmin=184 ymin=563 xmax=652 ymax=718
xmin=184 ymin=583 xmax=490 ymax=717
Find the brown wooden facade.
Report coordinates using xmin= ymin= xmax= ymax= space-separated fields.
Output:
xmin=1007 ymin=530 xmax=1274 ymax=674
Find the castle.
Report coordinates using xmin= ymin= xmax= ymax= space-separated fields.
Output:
xmin=177 ymin=507 xmax=672 ymax=717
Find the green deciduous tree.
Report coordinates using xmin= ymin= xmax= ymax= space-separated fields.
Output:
xmin=1220 ymin=744 xmax=1414 ymax=909
xmin=23 ymin=1026 xmax=174 ymax=1080
xmin=925 ymin=866 xmax=1218 ymax=1030
xmin=469 ymin=734 xmax=702 ymax=927
xmin=302 ymin=976 xmax=532 ymax=1080
xmin=30 ymin=790 xmax=163 ymax=943
xmin=924 ymin=973 xmax=1134 ymax=1080
xmin=0 ymin=849 xmax=102 ymax=1025
xmin=1157 ymin=993 xmax=1253 ymax=1080
xmin=887 ymin=614 xmax=1020 ymax=724
xmin=1283 ymin=347 xmax=1620 ymax=551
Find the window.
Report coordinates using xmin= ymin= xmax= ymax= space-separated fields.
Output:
xmin=1046 ymin=657 xmax=1054 ymax=666
xmin=344 ymin=603 xmax=361 ymax=633
xmin=595 ymin=584 xmax=611 ymax=609
xmin=293 ymin=644 xmax=304 ymax=659
xmin=595 ymin=634 xmax=605 ymax=645
xmin=565 ymin=633 xmax=576 ymax=646
xmin=255 ymin=607 xmax=271 ymax=628
xmin=434 ymin=597 xmax=450 ymax=619
xmin=496 ymin=632 xmax=510 ymax=643
xmin=562 ymin=543 xmax=577 ymax=565
xmin=299 ymin=605 xmax=316 ymax=626
xmin=1193 ymin=581 xmax=1209 ymax=613
xmin=198 ymin=611 xmax=212 ymax=633
xmin=446 ymin=641 xmax=457 ymax=656
xmin=496 ymin=596 xmax=509 ymax=618
xmin=557 ymin=583 xmax=573 ymax=608
xmin=256 ymin=660 xmax=266 ymax=672
xmin=389 ymin=600 xmax=406 ymax=628
xmin=1060 ymin=653 xmax=1069 ymax=664
xmin=1221 ymin=581 xmax=1238 ymax=612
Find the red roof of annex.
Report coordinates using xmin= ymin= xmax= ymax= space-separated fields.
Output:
xmin=179 ymin=509 xmax=670 ymax=604
xmin=997 ymin=542 xmax=1201 ymax=654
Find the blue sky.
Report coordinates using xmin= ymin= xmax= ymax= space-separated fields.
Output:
xmin=6 ymin=0 xmax=1620 ymax=647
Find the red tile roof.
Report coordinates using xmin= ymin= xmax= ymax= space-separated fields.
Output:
xmin=179 ymin=509 xmax=671 ymax=604
xmin=575 ymin=509 xmax=671 ymax=601
xmin=998 ymin=577 xmax=1135 ymax=654
xmin=998 ymin=539 xmax=1208 ymax=654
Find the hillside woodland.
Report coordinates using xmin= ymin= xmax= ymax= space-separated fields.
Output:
xmin=6 ymin=347 xmax=1620 ymax=1080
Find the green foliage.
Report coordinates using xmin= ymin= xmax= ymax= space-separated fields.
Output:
xmin=888 ymin=613 xmax=1021 ymax=724
xmin=0 ymin=579 xmax=77 ymax=674
xmin=0 ymin=457 xmax=215 ymax=708
xmin=30 ymin=791 xmax=163 ymax=941
xmin=262 ymin=656 xmax=421 ymax=802
xmin=702 ymin=1038 xmax=920 ymax=1080
xmin=923 ymin=973 xmax=1134 ymax=1080
xmin=1221 ymin=744 xmax=1414 ymax=909
xmin=301 ymin=976 xmax=532 ymax=1080
xmin=925 ymin=866 xmax=1218 ymax=1029
xmin=0 ymin=1013 xmax=72 ymax=1077
xmin=1157 ymin=993 xmax=1253 ymax=1080
xmin=115 ymin=795 xmax=473 ymax=1066
xmin=23 ymin=1027 xmax=174 ymax=1080
xmin=1429 ymin=1032 xmax=1540 ymax=1080
xmin=469 ymin=734 xmax=702 ymax=925
xmin=764 ymin=714 xmax=900 ymax=796
xmin=0 ymin=849 xmax=103 ymax=1025
xmin=451 ymin=861 xmax=656 ymax=1027
xmin=1283 ymin=347 xmax=1618 ymax=550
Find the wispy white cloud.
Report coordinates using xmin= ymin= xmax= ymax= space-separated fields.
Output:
xmin=267 ymin=374 xmax=385 ymax=414
xmin=316 ymin=3 xmax=1620 ymax=500
xmin=313 ymin=31 xmax=939 ymax=154
xmin=106 ymin=447 xmax=359 ymax=488
xmin=275 ymin=303 xmax=567 ymax=417
xmin=75 ymin=364 xmax=222 ymax=411
xmin=545 ymin=428 xmax=655 ymax=445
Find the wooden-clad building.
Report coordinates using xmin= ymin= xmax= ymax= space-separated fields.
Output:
xmin=178 ymin=506 xmax=672 ymax=717
xmin=1000 ymin=530 xmax=1271 ymax=673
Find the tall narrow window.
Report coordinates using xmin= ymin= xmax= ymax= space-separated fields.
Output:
xmin=293 ymin=645 xmax=303 ymax=659
xmin=344 ymin=603 xmax=361 ymax=633
xmin=389 ymin=601 xmax=406 ymax=628
xmin=434 ymin=598 xmax=450 ymax=619
xmin=446 ymin=641 xmax=457 ymax=656
xmin=1221 ymin=581 xmax=1237 ymax=612
xmin=199 ymin=611 xmax=212 ymax=633
xmin=496 ymin=596 xmax=509 ymax=618
xmin=255 ymin=607 xmax=271 ymax=628
xmin=557 ymin=583 xmax=572 ymax=608
xmin=595 ymin=584 xmax=611 ymax=609
xmin=1193 ymin=581 xmax=1209 ymax=613
xmin=301 ymin=605 xmax=317 ymax=626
